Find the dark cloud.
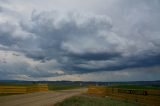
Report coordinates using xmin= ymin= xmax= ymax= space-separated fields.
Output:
xmin=66 ymin=52 xmax=121 ymax=61
xmin=0 ymin=0 xmax=160 ymax=80
xmin=59 ymin=54 xmax=160 ymax=74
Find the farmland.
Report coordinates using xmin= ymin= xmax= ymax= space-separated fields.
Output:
xmin=87 ymin=85 xmax=160 ymax=106
xmin=0 ymin=81 xmax=160 ymax=106
xmin=53 ymin=85 xmax=160 ymax=106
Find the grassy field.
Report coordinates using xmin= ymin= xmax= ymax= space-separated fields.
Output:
xmin=54 ymin=95 xmax=144 ymax=106
xmin=110 ymin=85 xmax=160 ymax=90
xmin=48 ymin=84 xmax=84 ymax=90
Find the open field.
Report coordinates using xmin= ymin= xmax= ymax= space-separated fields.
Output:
xmin=88 ymin=85 xmax=160 ymax=106
xmin=48 ymin=84 xmax=160 ymax=91
xmin=48 ymin=84 xmax=85 ymax=90
xmin=54 ymin=95 xmax=144 ymax=106
xmin=110 ymin=85 xmax=160 ymax=90
xmin=0 ymin=83 xmax=159 ymax=106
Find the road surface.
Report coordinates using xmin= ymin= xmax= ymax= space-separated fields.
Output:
xmin=0 ymin=88 xmax=87 ymax=106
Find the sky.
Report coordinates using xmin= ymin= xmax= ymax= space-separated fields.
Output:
xmin=0 ymin=0 xmax=160 ymax=81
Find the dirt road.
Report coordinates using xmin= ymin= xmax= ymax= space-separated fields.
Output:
xmin=0 ymin=88 xmax=87 ymax=106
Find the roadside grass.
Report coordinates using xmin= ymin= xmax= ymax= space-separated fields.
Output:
xmin=110 ymin=85 xmax=160 ymax=90
xmin=54 ymin=95 xmax=145 ymax=106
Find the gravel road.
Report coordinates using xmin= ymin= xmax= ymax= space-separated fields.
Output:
xmin=0 ymin=88 xmax=87 ymax=106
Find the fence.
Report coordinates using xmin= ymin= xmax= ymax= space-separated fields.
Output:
xmin=0 ymin=84 xmax=48 ymax=94
xmin=27 ymin=84 xmax=49 ymax=93
xmin=88 ymin=86 xmax=160 ymax=106
xmin=0 ymin=86 xmax=27 ymax=94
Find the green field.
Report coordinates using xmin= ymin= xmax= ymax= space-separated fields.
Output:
xmin=54 ymin=95 xmax=144 ymax=106
xmin=110 ymin=85 xmax=160 ymax=90
xmin=48 ymin=84 xmax=84 ymax=90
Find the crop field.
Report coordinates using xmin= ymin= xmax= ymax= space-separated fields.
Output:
xmin=54 ymin=95 xmax=144 ymax=106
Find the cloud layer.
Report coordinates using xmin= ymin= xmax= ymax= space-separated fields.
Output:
xmin=0 ymin=0 xmax=160 ymax=81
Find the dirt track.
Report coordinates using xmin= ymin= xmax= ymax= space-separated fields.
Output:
xmin=0 ymin=88 xmax=87 ymax=106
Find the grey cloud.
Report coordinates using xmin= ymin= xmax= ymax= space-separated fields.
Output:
xmin=67 ymin=52 xmax=121 ymax=61
xmin=80 ymin=66 xmax=160 ymax=81
xmin=0 ymin=0 xmax=160 ymax=80
xmin=0 ymin=23 xmax=18 ymax=46
xmin=20 ymin=11 xmax=113 ymax=61
xmin=1 ymin=9 xmax=160 ymax=73
xmin=0 ymin=54 xmax=63 ymax=80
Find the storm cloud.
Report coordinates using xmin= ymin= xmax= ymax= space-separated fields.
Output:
xmin=0 ymin=0 xmax=160 ymax=81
